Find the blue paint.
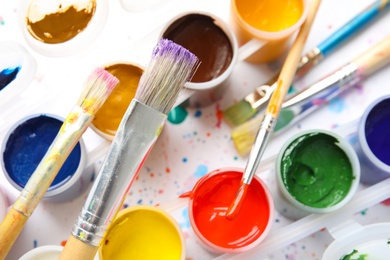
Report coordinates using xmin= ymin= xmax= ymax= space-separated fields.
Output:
xmin=0 ymin=66 xmax=20 ymax=91
xmin=365 ymin=98 xmax=390 ymax=165
xmin=318 ymin=1 xmax=390 ymax=56
xmin=328 ymin=96 xmax=345 ymax=113
xmin=2 ymin=114 xmax=81 ymax=190
xmin=193 ymin=164 xmax=208 ymax=178
xmin=194 ymin=110 xmax=202 ymax=117
xmin=179 ymin=207 xmax=191 ymax=229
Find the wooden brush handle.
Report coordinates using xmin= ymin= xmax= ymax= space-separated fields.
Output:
xmin=0 ymin=207 xmax=28 ymax=259
xmin=59 ymin=235 xmax=98 ymax=260
xmin=267 ymin=0 xmax=322 ymax=116
xmin=354 ymin=35 xmax=390 ymax=77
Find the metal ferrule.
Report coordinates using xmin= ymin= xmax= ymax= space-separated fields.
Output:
xmin=245 ymin=83 xmax=277 ymax=111
xmin=296 ymin=47 xmax=323 ymax=77
xmin=14 ymin=106 xmax=92 ymax=217
xmin=243 ymin=113 xmax=276 ymax=184
xmin=71 ymin=100 xmax=166 ymax=246
xmin=275 ymin=62 xmax=360 ymax=135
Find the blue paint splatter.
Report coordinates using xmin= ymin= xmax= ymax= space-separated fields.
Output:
xmin=179 ymin=207 xmax=191 ymax=229
xmin=0 ymin=66 xmax=20 ymax=91
xmin=182 ymin=157 xmax=188 ymax=163
xmin=194 ymin=110 xmax=202 ymax=117
xmin=328 ymin=96 xmax=345 ymax=113
xmin=137 ymin=199 xmax=142 ymax=204
xmin=193 ymin=164 xmax=208 ymax=178
xmin=33 ymin=239 xmax=38 ymax=248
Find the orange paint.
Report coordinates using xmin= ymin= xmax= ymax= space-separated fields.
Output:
xmin=225 ymin=182 xmax=249 ymax=220
xmin=236 ymin=0 xmax=304 ymax=32
xmin=187 ymin=169 xmax=272 ymax=250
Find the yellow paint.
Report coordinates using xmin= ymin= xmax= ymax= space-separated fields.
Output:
xmin=100 ymin=206 xmax=183 ymax=260
xmin=92 ymin=63 xmax=143 ymax=138
xmin=236 ymin=0 xmax=304 ymax=32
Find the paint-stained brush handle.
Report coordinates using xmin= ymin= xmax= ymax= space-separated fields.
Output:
xmin=60 ymin=236 xmax=98 ymax=260
xmin=0 ymin=208 xmax=28 ymax=258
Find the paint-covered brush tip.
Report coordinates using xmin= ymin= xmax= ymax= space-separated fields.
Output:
xmin=226 ymin=183 xmax=249 ymax=220
xmin=78 ymin=68 xmax=119 ymax=114
xmin=136 ymin=38 xmax=200 ymax=114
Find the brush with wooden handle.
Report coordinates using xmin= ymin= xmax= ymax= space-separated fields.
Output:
xmin=226 ymin=0 xmax=322 ymax=220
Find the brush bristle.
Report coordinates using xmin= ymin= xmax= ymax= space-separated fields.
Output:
xmin=78 ymin=68 xmax=119 ymax=114
xmin=231 ymin=115 xmax=261 ymax=156
xmin=223 ymin=100 xmax=257 ymax=126
xmin=135 ymin=39 xmax=199 ymax=115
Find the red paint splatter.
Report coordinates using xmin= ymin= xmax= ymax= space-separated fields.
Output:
xmin=381 ymin=198 xmax=390 ymax=206
xmin=165 ymin=167 xmax=170 ymax=173
xmin=206 ymin=132 xmax=211 ymax=137
xmin=61 ymin=240 xmax=67 ymax=246
xmin=327 ymin=24 xmax=332 ymax=30
xmin=150 ymin=173 xmax=155 ymax=178
xmin=158 ymin=189 xmax=164 ymax=194
xmin=216 ymin=104 xmax=223 ymax=128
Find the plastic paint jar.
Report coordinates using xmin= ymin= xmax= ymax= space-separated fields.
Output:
xmin=19 ymin=0 xmax=109 ymax=57
xmin=229 ymin=0 xmax=308 ymax=63
xmin=90 ymin=62 xmax=144 ymax=141
xmin=274 ymin=129 xmax=360 ymax=220
xmin=1 ymin=114 xmax=92 ymax=202
xmin=181 ymin=167 xmax=274 ymax=253
xmin=354 ymin=95 xmax=390 ymax=185
xmin=160 ymin=11 xmax=238 ymax=107
xmin=99 ymin=205 xmax=185 ymax=260
xmin=323 ymin=222 xmax=390 ymax=259
xmin=19 ymin=245 xmax=63 ymax=260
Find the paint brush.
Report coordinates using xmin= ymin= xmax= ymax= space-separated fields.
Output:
xmin=0 ymin=68 xmax=119 ymax=259
xmin=232 ymin=34 xmax=390 ymax=157
xmin=223 ymin=0 xmax=390 ymax=127
xmin=59 ymin=39 xmax=199 ymax=260
xmin=226 ymin=0 xmax=322 ymax=220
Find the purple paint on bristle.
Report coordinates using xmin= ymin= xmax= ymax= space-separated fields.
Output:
xmin=154 ymin=39 xmax=197 ymax=64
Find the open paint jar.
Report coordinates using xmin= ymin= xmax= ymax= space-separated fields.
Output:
xmin=355 ymin=95 xmax=390 ymax=185
xmin=19 ymin=0 xmax=108 ymax=57
xmin=1 ymin=114 xmax=92 ymax=202
xmin=90 ymin=62 xmax=144 ymax=141
xmin=181 ymin=167 xmax=274 ymax=253
xmin=160 ymin=11 xmax=238 ymax=107
xmin=99 ymin=205 xmax=185 ymax=260
xmin=323 ymin=222 xmax=390 ymax=259
xmin=274 ymin=129 xmax=360 ymax=219
xmin=19 ymin=245 xmax=63 ymax=260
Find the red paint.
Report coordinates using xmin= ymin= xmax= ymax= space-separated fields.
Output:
xmin=226 ymin=182 xmax=249 ymax=220
xmin=189 ymin=169 xmax=271 ymax=250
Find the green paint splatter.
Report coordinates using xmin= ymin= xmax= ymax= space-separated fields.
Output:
xmin=168 ymin=106 xmax=188 ymax=124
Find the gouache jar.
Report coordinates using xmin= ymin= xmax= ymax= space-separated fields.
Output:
xmin=19 ymin=245 xmax=63 ymax=260
xmin=99 ymin=205 xmax=185 ymax=260
xmin=19 ymin=0 xmax=109 ymax=57
xmin=90 ymin=62 xmax=144 ymax=141
xmin=355 ymin=95 xmax=390 ymax=185
xmin=1 ymin=114 xmax=92 ymax=202
xmin=274 ymin=129 xmax=360 ymax=220
xmin=182 ymin=167 xmax=274 ymax=253
xmin=160 ymin=11 xmax=238 ymax=107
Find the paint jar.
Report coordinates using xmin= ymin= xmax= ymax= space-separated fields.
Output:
xmin=99 ymin=205 xmax=185 ymax=260
xmin=353 ymin=95 xmax=390 ymax=185
xmin=18 ymin=0 xmax=108 ymax=57
xmin=19 ymin=245 xmax=63 ymax=260
xmin=273 ymin=129 xmax=360 ymax=220
xmin=323 ymin=222 xmax=390 ymax=259
xmin=230 ymin=0 xmax=308 ymax=63
xmin=181 ymin=167 xmax=274 ymax=254
xmin=1 ymin=114 xmax=93 ymax=202
xmin=0 ymin=41 xmax=37 ymax=112
xmin=160 ymin=12 xmax=238 ymax=107
xmin=90 ymin=62 xmax=144 ymax=141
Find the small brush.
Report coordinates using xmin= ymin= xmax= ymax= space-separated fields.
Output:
xmin=223 ymin=0 xmax=390 ymax=127
xmin=226 ymin=0 xmax=322 ymax=220
xmin=0 ymin=68 xmax=119 ymax=259
xmin=232 ymin=34 xmax=390 ymax=157
xmin=59 ymin=39 xmax=199 ymax=260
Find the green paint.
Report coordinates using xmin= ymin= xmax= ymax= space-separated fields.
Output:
xmin=280 ymin=132 xmax=354 ymax=208
xmin=274 ymin=109 xmax=294 ymax=132
xmin=340 ymin=249 xmax=367 ymax=260
xmin=168 ymin=106 xmax=188 ymax=124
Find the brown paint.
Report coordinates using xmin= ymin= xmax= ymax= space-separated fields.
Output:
xmin=162 ymin=14 xmax=233 ymax=83
xmin=26 ymin=1 xmax=96 ymax=44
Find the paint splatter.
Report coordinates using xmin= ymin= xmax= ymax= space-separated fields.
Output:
xmin=33 ymin=239 xmax=38 ymax=248
xmin=0 ymin=16 xmax=4 ymax=25
xmin=179 ymin=207 xmax=191 ymax=229
xmin=215 ymin=104 xmax=223 ymax=128
xmin=61 ymin=240 xmax=67 ymax=246
xmin=168 ymin=106 xmax=188 ymax=124
xmin=194 ymin=110 xmax=202 ymax=117
xmin=328 ymin=96 xmax=345 ymax=113
xmin=381 ymin=198 xmax=390 ymax=206
xmin=193 ymin=164 xmax=208 ymax=178
xmin=182 ymin=157 xmax=188 ymax=163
